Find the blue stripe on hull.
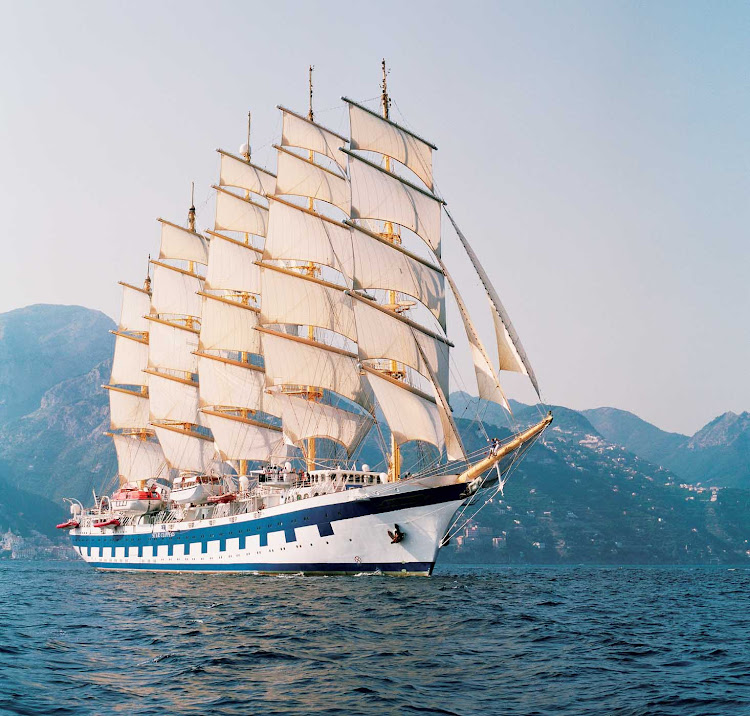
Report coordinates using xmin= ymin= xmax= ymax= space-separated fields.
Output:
xmin=89 ymin=561 xmax=434 ymax=576
xmin=70 ymin=482 xmax=466 ymax=553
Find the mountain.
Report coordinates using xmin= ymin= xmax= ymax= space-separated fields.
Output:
xmin=584 ymin=407 xmax=750 ymax=489
xmin=443 ymin=397 xmax=750 ymax=564
xmin=581 ymin=407 xmax=687 ymax=464
xmin=0 ymin=304 xmax=114 ymax=425
xmin=0 ymin=360 xmax=115 ymax=503
xmin=0 ymin=304 xmax=748 ymax=563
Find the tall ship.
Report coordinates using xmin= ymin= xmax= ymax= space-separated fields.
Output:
xmin=60 ymin=64 xmax=552 ymax=575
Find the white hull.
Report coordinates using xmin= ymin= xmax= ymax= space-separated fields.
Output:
xmin=68 ymin=474 xmax=467 ymax=576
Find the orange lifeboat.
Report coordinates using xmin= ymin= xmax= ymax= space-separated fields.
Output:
xmin=56 ymin=519 xmax=80 ymax=530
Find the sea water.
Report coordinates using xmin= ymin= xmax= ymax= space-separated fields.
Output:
xmin=0 ymin=562 xmax=748 ymax=715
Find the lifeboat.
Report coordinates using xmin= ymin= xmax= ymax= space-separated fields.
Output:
xmin=56 ymin=519 xmax=80 ymax=530
xmin=110 ymin=487 xmax=164 ymax=515
xmin=170 ymin=475 xmax=222 ymax=505
xmin=93 ymin=518 xmax=121 ymax=528
xmin=207 ymin=492 xmax=237 ymax=504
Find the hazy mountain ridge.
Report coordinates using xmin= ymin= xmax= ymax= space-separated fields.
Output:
xmin=0 ymin=305 xmax=748 ymax=563
xmin=0 ymin=304 xmax=114 ymax=425
xmin=0 ymin=360 xmax=115 ymax=504
xmin=584 ymin=406 xmax=750 ymax=489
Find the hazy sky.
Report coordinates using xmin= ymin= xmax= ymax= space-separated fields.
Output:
xmin=1 ymin=1 xmax=748 ymax=435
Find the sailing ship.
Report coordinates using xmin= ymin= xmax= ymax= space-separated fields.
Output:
xmin=61 ymin=64 xmax=552 ymax=575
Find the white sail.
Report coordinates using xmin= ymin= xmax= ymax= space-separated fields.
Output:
xmin=199 ymin=295 xmax=261 ymax=355
xmin=445 ymin=208 xmax=539 ymax=396
xmin=146 ymin=319 xmax=199 ymax=374
xmin=350 ymin=295 xmax=450 ymax=396
xmin=438 ymin=257 xmax=510 ymax=412
xmin=204 ymin=233 xmax=262 ymax=294
xmin=158 ymin=219 xmax=208 ymax=266
xmin=153 ymin=425 xmax=216 ymax=473
xmin=345 ymin=98 xmax=435 ymax=190
xmin=150 ymin=262 xmax=202 ymax=319
xmin=218 ymin=150 xmax=276 ymax=197
xmin=214 ymin=186 xmax=269 ymax=237
xmin=111 ymin=333 xmax=149 ymax=386
xmin=259 ymin=328 xmax=370 ymax=409
xmin=147 ymin=372 xmax=200 ymax=425
xmin=364 ymin=368 xmax=443 ymax=453
xmin=274 ymin=392 xmax=373 ymax=456
xmin=196 ymin=354 xmax=265 ymax=411
xmin=264 ymin=197 xmax=354 ymax=280
xmin=259 ymin=265 xmax=357 ymax=343
xmin=275 ymin=146 xmax=350 ymax=215
xmin=349 ymin=223 xmax=445 ymax=327
xmin=112 ymin=434 xmax=167 ymax=483
xmin=107 ymin=387 xmax=149 ymax=430
xmin=203 ymin=411 xmax=282 ymax=462
xmin=346 ymin=150 xmax=442 ymax=256
xmin=280 ymin=107 xmax=347 ymax=171
xmin=118 ymin=283 xmax=150 ymax=334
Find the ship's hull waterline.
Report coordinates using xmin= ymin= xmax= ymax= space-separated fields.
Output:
xmin=68 ymin=475 xmax=469 ymax=576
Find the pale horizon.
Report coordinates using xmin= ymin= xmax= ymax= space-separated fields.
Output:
xmin=1 ymin=1 xmax=747 ymax=435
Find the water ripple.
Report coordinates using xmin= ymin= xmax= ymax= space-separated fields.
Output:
xmin=0 ymin=563 xmax=749 ymax=715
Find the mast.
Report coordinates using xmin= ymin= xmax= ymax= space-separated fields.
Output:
xmin=305 ymin=63 xmax=318 ymax=471
xmin=105 ymin=255 xmax=168 ymax=488
xmin=198 ymin=118 xmax=283 ymax=478
xmin=262 ymin=80 xmax=375 ymax=470
xmin=381 ymin=60 xmax=400 ymax=481
xmin=342 ymin=63 xmax=466 ymax=471
xmin=148 ymin=188 xmax=213 ymax=477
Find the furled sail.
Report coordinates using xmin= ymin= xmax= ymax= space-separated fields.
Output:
xmin=444 ymin=208 xmax=540 ymax=397
xmin=345 ymin=149 xmax=443 ymax=256
xmin=157 ymin=219 xmax=208 ymax=266
xmin=275 ymin=145 xmax=351 ymax=215
xmin=279 ymin=106 xmax=348 ymax=171
xmin=273 ymin=392 xmax=373 ymax=456
xmin=112 ymin=434 xmax=168 ymax=484
xmin=214 ymin=186 xmax=269 ymax=237
xmin=218 ymin=149 xmax=276 ymax=197
xmin=264 ymin=197 xmax=354 ymax=280
xmin=345 ymin=98 xmax=435 ymax=190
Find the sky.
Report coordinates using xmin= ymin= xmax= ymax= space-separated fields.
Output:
xmin=0 ymin=1 xmax=748 ymax=435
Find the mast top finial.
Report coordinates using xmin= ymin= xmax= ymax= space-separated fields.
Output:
xmin=144 ymin=254 xmax=151 ymax=292
xmin=381 ymin=58 xmax=390 ymax=120
xmin=188 ymin=182 xmax=196 ymax=232
xmin=308 ymin=65 xmax=315 ymax=122
xmin=241 ymin=112 xmax=251 ymax=161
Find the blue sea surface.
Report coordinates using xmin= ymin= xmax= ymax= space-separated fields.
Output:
xmin=0 ymin=562 xmax=748 ymax=715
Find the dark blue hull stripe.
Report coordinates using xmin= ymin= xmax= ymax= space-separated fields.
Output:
xmin=70 ymin=482 xmax=466 ymax=551
xmin=88 ymin=561 xmax=434 ymax=574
